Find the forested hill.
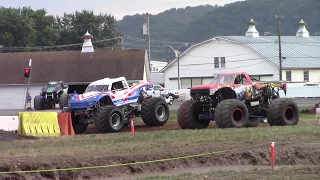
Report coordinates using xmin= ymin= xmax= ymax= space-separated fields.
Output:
xmin=116 ymin=0 xmax=320 ymax=60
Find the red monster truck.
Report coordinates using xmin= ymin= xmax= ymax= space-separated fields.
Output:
xmin=177 ymin=72 xmax=299 ymax=129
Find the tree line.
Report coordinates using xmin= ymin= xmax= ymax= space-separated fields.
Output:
xmin=117 ymin=0 xmax=320 ymax=60
xmin=0 ymin=7 xmax=122 ymax=52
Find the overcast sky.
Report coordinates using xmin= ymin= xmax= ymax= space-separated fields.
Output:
xmin=0 ymin=0 xmax=243 ymax=20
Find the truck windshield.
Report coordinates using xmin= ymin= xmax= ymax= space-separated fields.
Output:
xmin=210 ymin=75 xmax=234 ymax=84
xmin=45 ymin=82 xmax=59 ymax=88
xmin=85 ymin=85 xmax=109 ymax=93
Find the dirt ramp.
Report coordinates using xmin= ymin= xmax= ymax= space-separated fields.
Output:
xmin=0 ymin=130 xmax=38 ymax=142
xmin=0 ymin=144 xmax=319 ymax=180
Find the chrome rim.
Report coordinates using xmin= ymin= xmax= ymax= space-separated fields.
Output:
xmin=157 ymin=105 xmax=166 ymax=119
xmin=111 ymin=113 xmax=121 ymax=127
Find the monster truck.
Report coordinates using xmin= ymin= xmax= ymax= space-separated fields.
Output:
xmin=34 ymin=81 xmax=69 ymax=110
xmin=177 ymin=72 xmax=299 ymax=129
xmin=65 ymin=77 xmax=170 ymax=134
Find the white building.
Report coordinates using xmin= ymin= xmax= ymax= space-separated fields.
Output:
xmin=150 ymin=61 xmax=168 ymax=72
xmin=160 ymin=19 xmax=320 ymax=89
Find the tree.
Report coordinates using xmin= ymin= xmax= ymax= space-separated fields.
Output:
xmin=0 ymin=6 xmax=59 ymax=51
xmin=55 ymin=10 xmax=122 ymax=50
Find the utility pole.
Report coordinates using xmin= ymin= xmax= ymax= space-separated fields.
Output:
xmin=166 ymin=46 xmax=169 ymax=63
xmin=121 ymin=37 xmax=124 ymax=49
xmin=177 ymin=51 xmax=180 ymax=90
xmin=276 ymin=15 xmax=285 ymax=81
xmin=146 ymin=12 xmax=151 ymax=71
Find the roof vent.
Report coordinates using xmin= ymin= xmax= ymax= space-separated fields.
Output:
xmin=81 ymin=31 xmax=94 ymax=52
xmin=245 ymin=18 xmax=259 ymax=37
xmin=296 ymin=19 xmax=309 ymax=37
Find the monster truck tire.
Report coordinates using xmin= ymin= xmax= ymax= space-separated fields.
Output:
xmin=215 ymin=99 xmax=249 ymax=128
xmin=71 ymin=114 xmax=88 ymax=134
xmin=247 ymin=118 xmax=261 ymax=127
xmin=58 ymin=93 xmax=70 ymax=109
xmin=141 ymin=97 xmax=169 ymax=126
xmin=177 ymin=100 xmax=210 ymax=129
xmin=266 ymin=98 xmax=299 ymax=126
xmin=34 ymin=95 xmax=44 ymax=110
xmin=123 ymin=117 xmax=130 ymax=127
xmin=93 ymin=105 xmax=125 ymax=133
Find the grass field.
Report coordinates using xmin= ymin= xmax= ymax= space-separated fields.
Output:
xmin=139 ymin=165 xmax=320 ymax=180
xmin=0 ymin=113 xmax=319 ymax=159
xmin=0 ymin=111 xmax=319 ymax=179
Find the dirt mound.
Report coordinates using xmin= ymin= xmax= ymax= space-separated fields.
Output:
xmin=0 ymin=144 xmax=319 ymax=180
xmin=0 ymin=130 xmax=38 ymax=142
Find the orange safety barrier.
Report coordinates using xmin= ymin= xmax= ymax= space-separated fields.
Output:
xmin=57 ymin=112 xmax=75 ymax=136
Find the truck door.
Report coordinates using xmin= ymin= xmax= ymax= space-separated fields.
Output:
xmin=111 ymin=80 xmax=128 ymax=100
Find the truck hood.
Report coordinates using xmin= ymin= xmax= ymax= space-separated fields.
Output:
xmin=191 ymin=84 xmax=221 ymax=90
xmin=69 ymin=91 xmax=105 ymax=103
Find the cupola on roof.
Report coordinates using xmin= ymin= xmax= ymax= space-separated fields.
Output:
xmin=296 ymin=19 xmax=310 ymax=37
xmin=245 ymin=18 xmax=259 ymax=37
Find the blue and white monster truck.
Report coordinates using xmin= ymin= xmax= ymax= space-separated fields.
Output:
xmin=65 ymin=77 xmax=170 ymax=134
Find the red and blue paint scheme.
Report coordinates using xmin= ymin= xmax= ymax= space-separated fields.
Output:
xmin=67 ymin=80 xmax=153 ymax=110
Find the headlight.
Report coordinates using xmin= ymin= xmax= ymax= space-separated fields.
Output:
xmin=209 ymin=89 xmax=217 ymax=95
xmin=88 ymin=102 xmax=95 ymax=106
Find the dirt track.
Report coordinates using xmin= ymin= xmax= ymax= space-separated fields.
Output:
xmin=0 ymin=123 xmax=320 ymax=180
xmin=0 ymin=142 xmax=319 ymax=180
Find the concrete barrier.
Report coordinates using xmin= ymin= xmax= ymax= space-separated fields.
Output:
xmin=17 ymin=112 xmax=61 ymax=137
xmin=0 ymin=116 xmax=19 ymax=132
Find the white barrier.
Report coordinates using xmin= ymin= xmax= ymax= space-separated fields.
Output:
xmin=177 ymin=86 xmax=320 ymax=100
xmin=285 ymin=86 xmax=320 ymax=98
xmin=0 ymin=116 xmax=19 ymax=132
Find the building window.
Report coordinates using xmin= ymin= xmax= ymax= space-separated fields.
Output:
xmin=181 ymin=79 xmax=192 ymax=89
xmin=286 ymin=71 xmax=291 ymax=82
xmin=214 ymin=57 xmax=219 ymax=68
xmin=304 ymin=70 xmax=309 ymax=81
xmin=220 ymin=57 xmax=226 ymax=68
xmin=191 ymin=78 xmax=202 ymax=87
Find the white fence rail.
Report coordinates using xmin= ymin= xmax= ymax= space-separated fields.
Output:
xmin=177 ymin=86 xmax=320 ymax=101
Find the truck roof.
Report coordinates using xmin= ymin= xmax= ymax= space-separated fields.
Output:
xmin=89 ymin=77 xmax=127 ymax=86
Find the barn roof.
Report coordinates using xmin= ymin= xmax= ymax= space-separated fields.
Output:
xmin=0 ymin=49 xmax=146 ymax=84
xmin=160 ymin=36 xmax=320 ymax=72
xmin=218 ymin=36 xmax=320 ymax=69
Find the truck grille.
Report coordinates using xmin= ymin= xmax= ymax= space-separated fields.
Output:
xmin=190 ymin=89 xmax=210 ymax=97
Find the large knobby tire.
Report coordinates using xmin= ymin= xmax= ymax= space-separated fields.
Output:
xmin=267 ymin=98 xmax=299 ymax=126
xmin=59 ymin=93 xmax=70 ymax=109
xmin=34 ymin=95 xmax=43 ymax=110
xmin=177 ymin=100 xmax=210 ymax=129
xmin=93 ymin=105 xmax=125 ymax=133
xmin=141 ymin=97 xmax=169 ymax=126
xmin=71 ymin=114 xmax=88 ymax=134
xmin=247 ymin=118 xmax=261 ymax=127
xmin=215 ymin=99 xmax=249 ymax=128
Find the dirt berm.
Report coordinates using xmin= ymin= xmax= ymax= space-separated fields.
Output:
xmin=0 ymin=143 xmax=319 ymax=180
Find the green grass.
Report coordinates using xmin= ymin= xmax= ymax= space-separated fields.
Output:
xmin=300 ymin=113 xmax=318 ymax=119
xmin=138 ymin=165 xmax=320 ymax=180
xmin=0 ymin=113 xmax=319 ymax=159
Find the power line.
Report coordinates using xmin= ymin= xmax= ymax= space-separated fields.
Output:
xmin=0 ymin=36 xmax=125 ymax=50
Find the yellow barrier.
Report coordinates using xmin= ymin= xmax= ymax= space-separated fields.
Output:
xmin=17 ymin=112 xmax=61 ymax=137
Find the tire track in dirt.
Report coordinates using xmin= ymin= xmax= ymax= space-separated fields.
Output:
xmin=0 ymin=143 xmax=319 ymax=180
